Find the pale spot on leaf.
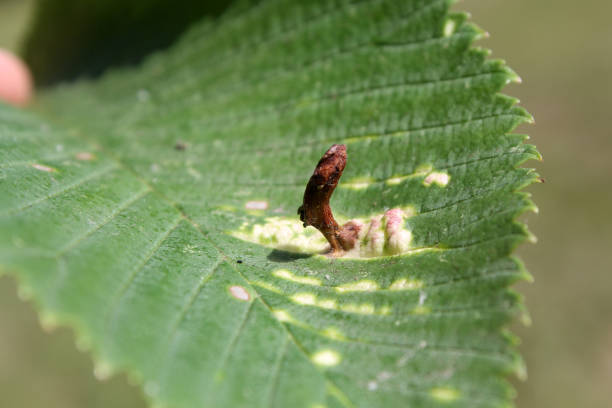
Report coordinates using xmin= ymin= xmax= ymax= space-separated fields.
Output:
xmin=341 ymin=302 xmax=376 ymax=315
xmin=443 ymin=19 xmax=456 ymax=37
xmin=318 ymin=299 xmax=338 ymax=310
xmin=273 ymin=309 xmax=293 ymax=322
xmin=31 ymin=163 xmax=56 ymax=172
xmin=273 ymin=268 xmax=321 ymax=286
xmin=245 ymin=200 xmax=268 ymax=210
xmin=335 ymin=280 xmax=379 ymax=293
xmin=389 ymin=278 xmax=423 ymax=291
xmin=93 ymin=362 xmax=113 ymax=381
xmin=430 ymin=386 xmax=460 ymax=402
xmin=252 ymin=280 xmax=281 ymax=293
xmin=228 ymin=285 xmax=250 ymax=301
xmin=312 ymin=349 xmax=341 ymax=367
xmin=385 ymin=176 xmax=405 ymax=185
xmin=423 ymin=171 xmax=450 ymax=187
xmin=321 ymin=327 xmax=346 ymax=341
xmin=291 ymin=292 xmax=317 ymax=305
xmin=75 ymin=152 xmax=95 ymax=161
xmin=39 ymin=312 xmax=58 ymax=332
xmin=341 ymin=176 xmax=375 ymax=190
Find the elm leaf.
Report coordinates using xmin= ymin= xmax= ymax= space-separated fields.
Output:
xmin=0 ymin=1 xmax=539 ymax=407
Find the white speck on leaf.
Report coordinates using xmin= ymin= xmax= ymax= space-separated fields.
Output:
xmin=31 ymin=163 xmax=56 ymax=172
xmin=418 ymin=291 xmax=428 ymax=306
xmin=312 ymin=349 xmax=341 ymax=367
xmin=229 ymin=285 xmax=250 ymax=301
xmin=423 ymin=171 xmax=450 ymax=187
xmin=335 ymin=279 xmax=379 ymax=293
xmin=430 ymin=386 xmax=460 ymax=402
xmin=245 ymin=200 xmax=268 ymax=210
xmin=443 ymin=19 xmax=456 ymax=37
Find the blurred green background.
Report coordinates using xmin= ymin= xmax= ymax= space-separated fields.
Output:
xmin=0 ymin=0 xmax=610 ymax=407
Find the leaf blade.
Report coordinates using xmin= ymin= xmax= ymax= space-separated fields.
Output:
xmin=1 ymin=1 xmax=538 ymax=407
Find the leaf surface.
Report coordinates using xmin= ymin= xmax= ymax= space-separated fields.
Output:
xmin=0 ymin=1 xmax=539 ymax=407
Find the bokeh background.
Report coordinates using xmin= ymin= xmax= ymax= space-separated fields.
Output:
xmin=1 ymin=0 xmax=610 ymax=407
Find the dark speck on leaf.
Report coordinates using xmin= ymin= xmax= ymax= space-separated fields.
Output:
xmin=236 ymin=259 xmax=243 ymax=264
xmin=174 ymin=141 xmax=186 ymax=151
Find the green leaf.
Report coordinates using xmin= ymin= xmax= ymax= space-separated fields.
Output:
xmin=0 ymin=1 xmax=539 ymax=407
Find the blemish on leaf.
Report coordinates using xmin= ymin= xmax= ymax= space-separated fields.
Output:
xmin=340 ymin=176 xmax=375 ymax=190
xmin=311 ymin=349 xmax=341 ymax=367
xmin=443 ymin=19 xmax=456 ymax=37
xmin=75 ymin=152 xmax=95 ymax=161
xmin=31 ymin=163 xmax=56 ymax=172
xmin=231 ymin=217 xmax=328 ymax=253
xmin=228 ymin=285 xmax=250 ymax=301
xmin=361 ymin=215 xmax=385 ymax=256
xmin=335 ymin=280 xmax=379 ymax=293
xmin=182 ymin=244 xmax=198 ymax=254
xmin=291 ymin=292 xmax=317 ymax=305
xmin=273 ymin=309 xmax=293 ymax=323
xmin=341 ymin=302 xmax=376 ymax=315
xmin=39 ymin=312 xmax=59 ymax=332
xmin=430 ymin=386 xmax=460 ymax=402
xmin=389 ymin=278 xmax=423 ymax=291
xmin=321 ymin=327 xmax=346 ymax=341
xmin=251 ymin=280 xmax=281 ymax=293
xmin=384 ymin=208 xmax=412 ymax=254
xmin=273 ymin=268 xmax=321 ymax=286
xmin=385 ymin=176 xmax=405 ymax=185
xmin=93 ymin=362 xmax=113 ymax=381
xmin=230 ymin=209 xmax=423 ymax=258
xmin=423 ymin=171 xmax=450 ymax=187
xmin=317 ymin=298 xmax=338 ymax=310
xmin=245 ymin=200 xmax=268 ymax=210
xmin=384 ymin=165 xmax=433 ymax=186
xmin=418 ymin=291 xmax=428 ymax=306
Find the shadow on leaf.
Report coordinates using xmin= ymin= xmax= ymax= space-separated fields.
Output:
xmin=267 ymin=249 xmax=313 ymax=263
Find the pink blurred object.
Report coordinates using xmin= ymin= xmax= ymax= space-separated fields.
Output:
xmin=0 ymin=49 xmax=32 ymax=106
